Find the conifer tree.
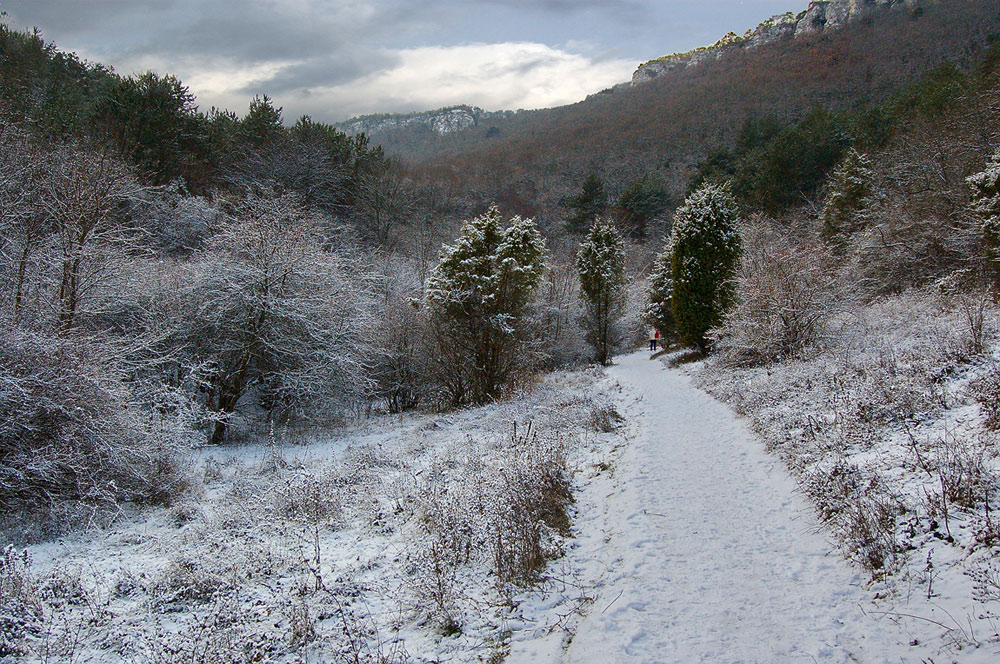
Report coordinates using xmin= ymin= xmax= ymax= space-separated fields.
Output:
xmin=645 ymin=237 xmax=675 ymax=342
xmin=670 ymin=182 xmax=742 ymax=352
xmin=577 ymin=218 xmax=626 ymax=365
xmin=821 ymin=148 xmax=873 ymax=241
xmin=562 ymin=173 xmax=608 ymax=234
xmin=426 ymin=205 xmax=547 ymax=404
xmin=968 ymin=147 xmax=1000 ymax=283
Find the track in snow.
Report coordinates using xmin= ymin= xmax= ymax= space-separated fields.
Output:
xmin=510 ymin=351 xmax=922 ymax=664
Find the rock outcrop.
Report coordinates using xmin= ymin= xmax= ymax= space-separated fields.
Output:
xmin=633 ymin=0 xmax=918 ymax=85
xmin=336 ymin=105 xmax=515 ymax=137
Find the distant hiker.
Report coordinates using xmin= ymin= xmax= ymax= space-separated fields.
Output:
xmin=649 ymin=328 xmax=660 ymax=351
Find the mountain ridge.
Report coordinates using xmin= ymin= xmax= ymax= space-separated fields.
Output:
xmin=336 ymin=0 xmax=928 ymax=139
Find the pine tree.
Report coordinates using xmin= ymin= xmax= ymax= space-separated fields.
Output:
xmin=670 ymin=182 xmax=742 ymax=352
xmin=645 ymin=236 xmax=675 ymax=341
xmin=968 ymin=147 xmax=1000 ymax=283
xmin=821 ymin=148 xmax=873 ymax=241
xmin=426 ymin=205 xmax=547 ymax=404
xmin=577 ymin=218 xmax=627 ymax=365
xmin=562 ymin=173 xmax=608 ymax=234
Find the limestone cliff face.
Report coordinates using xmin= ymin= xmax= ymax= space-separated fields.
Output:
xmin=336 ymin=106 xmax=515 ymax=137
xmin=633 ymin=0 xmax=918 ymax=85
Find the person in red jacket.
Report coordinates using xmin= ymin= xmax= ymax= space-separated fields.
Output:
xmin=649 ymin=328 xmax=661 ymax=351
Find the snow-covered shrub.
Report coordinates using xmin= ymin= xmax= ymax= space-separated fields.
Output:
xmin=669 ymin=182 xmax=742 ymax=352
xmin=140 ymin=601 xmax=271 ymax=664
xmin=589 ymin=401 xmax=624 ymax=433
xmin=169 ymin=191 xmax=377 ymax=442
xmin=801 ymin=461 xmax=902 ymax=577
xmin=969 ymin=364 xmax=1000 ymax=429
xmin=150 ymin=557 xmax=234 ymax=609
xmin=931 ymin=433 xmax=998 ymax=510
xmin=0 ymin=326 xmax=192 ymax=526
xmin=645 ymin=238 xmax=675 ymax=341
xmin=821 ymin=148 xmax=874 ymax=241
xmin=426 ymin=205 xmax=548 ymax=405
xmin=129 ymin=182 xmax=222 ymax=256
xmin=712 ymin=220 xmax=842 ymax=366
xmin=487 ymin=426 xmax=572 ymax=587
xmin=0 ymin=546 xmax=41 ymax=658
xmin=369 ymin=258 xmax=429 ymax=413
xmin=967 ymin=147 xmax=1000 ymax=282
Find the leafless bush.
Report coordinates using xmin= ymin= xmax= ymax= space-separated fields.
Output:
xmin=969 ymin=364 xmax=1000 ymax=429
xmin=487 ymin=425 xmax=572 ymax=588
xmin=0 ymin=546 xmax=42 ymax=658
xmin=286 ymin=599 xmax=317 ymax=650
xmin=0 ymin=327 xmax=192 ymax=526
xmin=168 ymin=190 xmax=377 ymax=443
xmin=369 ymin=258 xmax=428 ymax=413
xmin=931 ymin=432 xmax=998 ymax=510
xmin=589 ymin=401 xmax=624 ymax=432
xmin=713 ymin=220 xmax=842 ymax=366
xmin=149 ymin=558 xmax=234 ymax=609
xmin=141 ymin=600 xmax=271 ymax=664
xmin=801 ymin=461 xmax=901 ymax=577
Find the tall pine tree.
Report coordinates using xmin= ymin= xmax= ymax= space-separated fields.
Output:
xmin=577 ymin=218 xmax=627 ymax=365
xmin=670 ymin=183 xmax=742 ymax=352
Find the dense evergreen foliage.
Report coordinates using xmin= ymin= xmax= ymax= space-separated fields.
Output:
xmin=426 ymin=205 xmax=548 ymax=405
xmin=669 ymin=184 xmax=742 ymax=353
xmin=576 ymin=218 xmax=627 ymax=365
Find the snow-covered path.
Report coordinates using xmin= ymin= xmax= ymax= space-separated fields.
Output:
xmin=512 ymin=352 xmax=921 ymax=663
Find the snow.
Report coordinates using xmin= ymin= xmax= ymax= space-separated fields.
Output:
xmin=11 ymin=348 xmax=1000 ymax=662
xmin=506 ymin=352 xmax=931 ymax=663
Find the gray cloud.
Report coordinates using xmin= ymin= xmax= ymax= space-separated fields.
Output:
xmin=1 ymin=0 xmax=810 ymax=122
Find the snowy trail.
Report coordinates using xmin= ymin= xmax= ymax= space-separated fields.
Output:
xmin=511 ymin=352 xmax=919 ymax=664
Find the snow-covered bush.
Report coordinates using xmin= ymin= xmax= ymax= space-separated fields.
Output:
xmin=967 ymin=147 xmax=1000 ymax=282
xmin=821 ymin=148 xmax=874 ymax=241
xmin=426 ymin=205 xmax=548 ymax=405
xmin=669 ymin=182 xmax=742 ymax=352
xmin=969 ymin=364 xmax=1000 ymax=429
xmin=169 ymin=191 xmax=376 ymax=442
xmin=369 ymin=258 xmax=429 ymax=413
xmin=801 ymin=461 xmax=902 ymax=577
xmin=712 ymin=220 xmax=842 ymax=366
xmin=0 ymin=326 xmax=191 ymax=526
xmin=0 ymin=547 xmax=41 ymax=658
xmin=645 ymin=237 xmax=675 ymax=341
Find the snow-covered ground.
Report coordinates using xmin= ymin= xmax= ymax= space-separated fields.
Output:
xmin=508 ymin=351 xmax=998 ymax=663
xmin=7 ymin=341 xmax=1000 ymax=662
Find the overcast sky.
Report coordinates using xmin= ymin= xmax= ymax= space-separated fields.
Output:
xmin=2 ymin=1 xmax=810 ymax=123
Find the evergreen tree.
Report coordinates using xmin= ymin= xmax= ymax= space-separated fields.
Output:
xmin=426 ymin=205 xmax=547 ymax=404
xmin=617 ymin=174 xmax=670 ymax=239
xmin=645 ymin=237 xmax=675 ymax=341
xmin=240 ymin=95 xmax=284 ymax=147
xmin=577 ymin=218 xmax=627 ymax=365
xmin=562 ymin=173 xmax=608 ymax=234
xmin=968 ymin=147 xmax=1000 ymax=282
xmin=821 ymin=148 xmax=873 ymax=241
xmin=670 ymin=183 xmax=742 ymax=352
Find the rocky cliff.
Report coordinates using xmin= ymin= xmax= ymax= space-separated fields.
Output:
xmin=336 ymin=105 xmax=516 ymax=137
xmin=633 ymin=0 xmax=921 ymax=84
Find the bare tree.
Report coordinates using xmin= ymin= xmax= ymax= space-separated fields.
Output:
xmin=34 ymin=143 xmax=144 ymax=330
xmin=175 ymin=191 xmax=375 ymax=443
xmin=354 ymin=157 xmax=416 ymax=249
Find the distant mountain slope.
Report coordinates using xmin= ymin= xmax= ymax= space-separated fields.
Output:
xmin=377 ymin=0 xmax=999 ymax=222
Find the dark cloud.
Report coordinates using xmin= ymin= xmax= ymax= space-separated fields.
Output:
xmin=0 ymin=0 xmax=810 ymax=122
xmin=237 ymin=50 xmax=402 ymax=96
